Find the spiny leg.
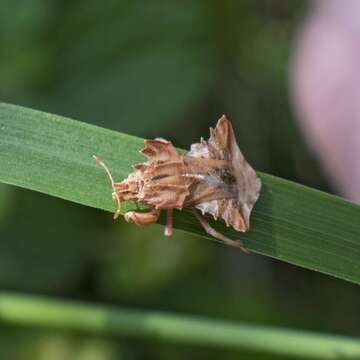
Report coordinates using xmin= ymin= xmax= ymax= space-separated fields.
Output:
xmin=193 ymin=209 xmax=249 ymax=253
xmin=125 ymin=209 xmax=161 ymax=226
xmin=164 ymin=209 xmax=173 ymax=237
xmin=93 ymin=155 xmax=121 ymax=219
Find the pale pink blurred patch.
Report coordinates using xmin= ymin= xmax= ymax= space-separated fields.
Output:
xmin=290 ymin=0 xmax=360 ymax=203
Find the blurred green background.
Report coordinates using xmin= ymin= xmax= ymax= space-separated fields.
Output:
xmin=1 ymin=1 xmax=360 ymax=359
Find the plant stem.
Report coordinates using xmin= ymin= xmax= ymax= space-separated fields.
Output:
xmin=0 ymin=292 xmax=359 ymax=359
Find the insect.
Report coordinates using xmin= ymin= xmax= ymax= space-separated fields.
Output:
xmin=94 ymin=115 xmax=261 ymax=251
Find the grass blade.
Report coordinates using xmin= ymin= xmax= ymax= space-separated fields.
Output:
xmin=0 ymin=292 xmax=359 ymax=359
xmin=1 ymin=103 xmax=360 ymax=284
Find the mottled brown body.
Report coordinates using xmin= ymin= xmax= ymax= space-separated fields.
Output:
xmin=95 ymin=116 xmax=261 ymax=250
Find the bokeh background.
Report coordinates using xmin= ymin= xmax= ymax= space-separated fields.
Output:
xmin=1 ymin=1 xmax=360 ymax=359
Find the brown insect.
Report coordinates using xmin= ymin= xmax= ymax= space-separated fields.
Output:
xmin=94 ymin=115 xmax=261 ymax=251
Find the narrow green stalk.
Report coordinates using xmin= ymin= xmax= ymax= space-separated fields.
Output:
xmin=0 ymin=292 xmax=359 ymax=359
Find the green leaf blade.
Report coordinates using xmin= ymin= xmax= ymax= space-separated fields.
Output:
xmin=1 ymin=102 xmax=360 ymax=284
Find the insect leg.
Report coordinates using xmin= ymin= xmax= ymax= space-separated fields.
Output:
xmin=164 ymin=209 xmax=173 ymax=237
xmin=124 ymin=209 xmax=161 ymax=226
xmin=192 ymin=209 xmax=248 ymax=252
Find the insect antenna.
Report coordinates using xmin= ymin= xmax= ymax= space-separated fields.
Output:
xmin=93 ymin=155 xmax=121 ymax=219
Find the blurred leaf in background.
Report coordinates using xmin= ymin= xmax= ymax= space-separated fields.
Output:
xmin=97 ymin=224 xmax=211 ymax=301
xmin=0 ymin=0 xmax=50 ymax=97
xmin=1 ymin=1 xmax=360 ymax=359
xmin=19 ymin=0 xmax=216 ymax=137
